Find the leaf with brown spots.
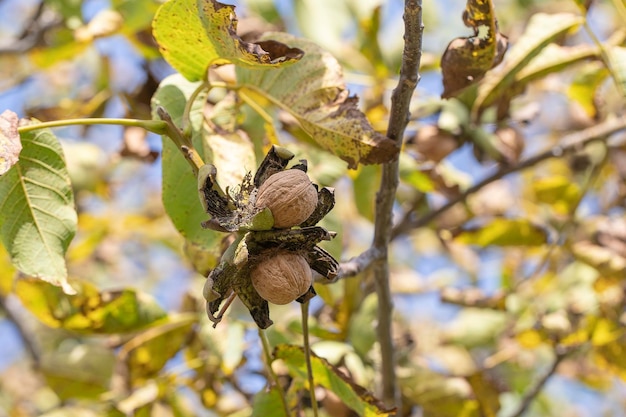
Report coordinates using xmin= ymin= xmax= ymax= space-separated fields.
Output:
xmin=236 ymin=33 xmax=398 ymax=168
xmin=441 ymin=0 xmax=508 ymax=99
xmin=152 ymin=0 xmax=304 ymax=81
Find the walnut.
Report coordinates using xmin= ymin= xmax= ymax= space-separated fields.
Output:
xmin=254 ymin=169 xmax=318 ymax=228
xmin=250 ymin=251 xmax=312 ymax=305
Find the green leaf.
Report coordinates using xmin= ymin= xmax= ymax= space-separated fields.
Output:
xmin=455 ymin=218 xmax=548 ymax=247
xmin=251 ymin=386 xmax=289 ymax=417
xmin=152 ymin=0 xmax=303 ymax=81
xmin=14 ymin=278 xmax=167 ymax=333
xmin=151 ymin=74 xmax=222 ymax=255
xmin=275 ymin=344 xmax=394 ymax=417
xmin=516 ymin=43 xmax=600 ymax=86
xmin=472 ymin=13 xmax=584 ymax=118
xmin=0 ymin=110 xmax=21 ymax=175
xmin=119 ymin=313 xmax=197 ymax=386
xmin=41 ymin=343 xmax=115 ymax=400
xmin=0 ymin=124 xmax=77 ymax=293
xmin=236 ymin=33 xmax=398 ymax=168
xmin=607 ymin=45 xmax=626 ymax=97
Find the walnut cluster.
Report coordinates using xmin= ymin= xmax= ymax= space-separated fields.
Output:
xmin=198 ymin=145 xmax=338 ymax=328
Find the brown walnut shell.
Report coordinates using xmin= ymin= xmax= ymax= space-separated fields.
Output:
xmin=250 ymin=251 xmax=312 ymax=305
xmin=254 ymin=169 xmax=318 ymax=228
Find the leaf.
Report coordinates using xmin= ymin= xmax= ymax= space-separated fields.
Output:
xmin=471 ymin=13 xmax=584 ymax=119
xmin=14 ymin=278 xmax=167 ymax=333
xmin=607 ymin=45 xmax=626 ymax=97
xmin=152 ymin=0 xmax=303 ymax=81
xmin=251 ymin=386 xmax=289 ymax=417
xmin=0 ymin=124 xmax=77 ymax=293
xmin=236 ymin=33 xmax=398 ymax=168
xmin=441 ymin=0 xmax=509 ymax=98
xmin=516 ymin=43 xmax=600 ymax=86
xmin=0 ymin=110 xmax=21 ymax=175
xmin=455 ymin=218 xmax=548 ymax=247
xmin=466 ymin=372 xmax=501 ymax=417
xmin=275 ymin=344 xmax=395 ymax=417
xmin=41 ymin=343 xmax=115 ymax=400
xmin=567 ymin=62 xmax=609 ymax=118
xmin=118 ymin=313 xmax=197 ymax=386
xmin=572 ymin=241 xmax=626 ymax=277
xmin=151 ymin=74 xmax=222 ymax=256
xmin=532 ymin=175 xmax=581 ymax=214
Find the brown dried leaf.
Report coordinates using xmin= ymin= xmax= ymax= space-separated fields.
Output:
xmin=441 ymin=0 xmax=508 ymax=98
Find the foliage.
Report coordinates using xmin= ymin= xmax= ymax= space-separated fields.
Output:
xmin=1 ymin=0 xmax=626 ymax=416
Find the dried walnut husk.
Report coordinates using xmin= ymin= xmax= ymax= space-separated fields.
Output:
xmin=251 ymin=251 xmax=312 ymax=305
xmin=255 ymin=169 xmax=318 ymax=228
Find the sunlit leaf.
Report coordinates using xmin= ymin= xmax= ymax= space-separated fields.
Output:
xmin=0 ymin=124 xmax=77 ymax=293
xmin=236 ymin=33 xmax=398 ymax=168
xmin=594 ymin=335 xmax=626 ymax=381
xmin=151 ymin=74 xmax=222 ymax=257
xmin=0 ymin=110 xmax=21 ymax=175
xmin=532 ymin=175 xmax=581 ymax=214
xmin=471 ymin=13 xmax=584 ymax=118
xmin=455 ymin=218 xmax=548 ymax=247
xmin=466 ymin=372 xmax=501 ymax=417
xmin=152 ymin=0 xmax=303 ymax=81
xmin=119 ymin=314 xmax=197 ymax=386
xmin=41 ymin=343 xmax=115 ymax=400
xmin=517 ymin=43 xmax=600 ymax=86
xmin=275 ymin=344 xmax=395 ymax=417
xmin=607 ymin=45 xmax=626 ymax=97
xmin=567 ymin=62 xmax=609 ymax=118
xmin=14 ymin=278 xmax=167 ymax=333
xmin=29 ymin=41 xmax=91 ymax=70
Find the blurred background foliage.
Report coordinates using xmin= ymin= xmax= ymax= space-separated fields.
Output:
xmin=1 ymin=0 xmax=626 ymax=416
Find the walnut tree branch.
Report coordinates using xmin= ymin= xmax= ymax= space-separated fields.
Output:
xmin=392 ymin=115 xmax=626 ymax=238
xmin=371 ymin=0 xmax=423 ymax=409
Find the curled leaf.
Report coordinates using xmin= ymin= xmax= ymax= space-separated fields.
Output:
xmin=237 ymin=33 xmax=398 ymax=168
xmin=441 ymin=0 xmax=508 ymax=98
xmin=152 ymin=0 xmax=304 ymax=81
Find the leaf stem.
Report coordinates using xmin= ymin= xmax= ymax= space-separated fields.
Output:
xmin=258 ymin=328 xmax=290 ymax=417
xmin=156 ymin=106 xmax=205 ymax=175
xmin=17 ymin=117 xmax=168 ymax=135
xmin=371 ymin=0 xmax=423 ymax=408
xmin=301 ymin=300 xmax=319 ymax=417
xmin=181 ymin=80 xmax=209 ymax=137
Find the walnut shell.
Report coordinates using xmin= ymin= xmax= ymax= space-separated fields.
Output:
xmin=254 ymin=169 xmax=318 ymax=228
xmin=251 ymin=251 xmax=312 ymax=305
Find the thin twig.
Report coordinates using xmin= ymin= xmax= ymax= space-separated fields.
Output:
xmin=509 ymin=347 xmax=570 ymax=417
xmin=0 ymin=294 xmax=41 ymax=367
xmin=392 ymin=115 xmax=626 ymax=238
xmin=337 ymin=247 xmax=383 ymax=279
xmin=371 ymin=0 xmax=423 ymax=408
xmin=301 ymin=301 xmax=319 ymax=417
